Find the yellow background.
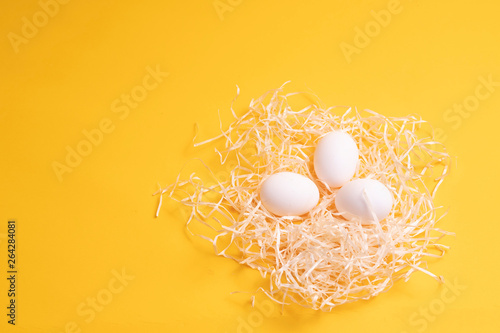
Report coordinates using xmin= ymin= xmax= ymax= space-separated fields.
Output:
xmin=1 ymin=0 xmax=499 ymax=332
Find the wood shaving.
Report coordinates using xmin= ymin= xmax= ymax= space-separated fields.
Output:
xmin=155 ymin=84 xmax=452 ymax=311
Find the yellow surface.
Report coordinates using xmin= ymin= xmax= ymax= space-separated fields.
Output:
xmin=1 ymin=0 xmax=499 ymax=332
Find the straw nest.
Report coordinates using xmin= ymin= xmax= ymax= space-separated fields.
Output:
xmin=155 ymin=84 xmax=452 ymax=311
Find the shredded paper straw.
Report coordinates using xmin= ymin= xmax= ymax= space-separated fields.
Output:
xmin=155 ymin=84 xmax=452 ymax=311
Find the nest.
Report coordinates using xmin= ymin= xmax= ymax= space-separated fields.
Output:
xmin=155 ymin=84 xmax=452 ymax=311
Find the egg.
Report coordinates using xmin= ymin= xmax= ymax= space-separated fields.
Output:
xmin=335 ymin=179 xmax=393 ymax=222
xmin=260 ymin=172 xmax=320 ymax=216
xmin=314 ymin=131 xmax=359 ymax=188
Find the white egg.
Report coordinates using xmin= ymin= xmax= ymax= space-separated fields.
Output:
xmin=260 ymin=172 xmax=320 ymax=216
xmin=335 ymin=179 xmax=393 ymax=222
xmin=314 ymin=131 xmax=359 ymax=188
